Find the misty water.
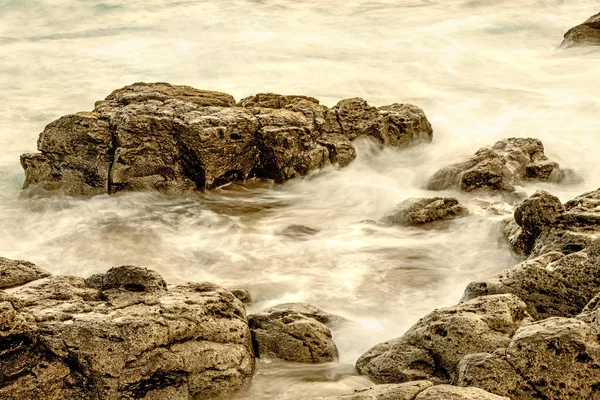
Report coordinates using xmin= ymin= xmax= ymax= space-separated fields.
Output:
xmin=1 ymin=0 xmax=599 ymax=398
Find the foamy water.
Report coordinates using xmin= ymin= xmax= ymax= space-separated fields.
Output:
xmin=1 ymin=0 xmax=599 ymax=398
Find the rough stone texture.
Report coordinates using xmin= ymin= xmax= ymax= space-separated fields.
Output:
xmin=22 ymin=83 xmax=433 ymax=195
xmin=414 ymin=385 xmax=509 ymax=400
xmin=506 ymin=188 xmax=600 ymax=258
xmin=427 ymin=138 xmax=569 ymax=192
xmin=230 ymin=288 xmax=253 ymax=304
xmin=312 ymin=381 xmax=434 ymax=400
xmin=355 ymin=294 xmax=530 ymax=384
xmin=332 ymin=98 xmax=433 ymax=147
xmin=248 ymin=303 xmax=340 ymax=363
xmin=562 ymin=12 xmax=600 ymax=47
xmin=463 ymin=244 xmax=600 ymax=320
xmin=0 ymin=257 xmax=50 ymax=289
xmin=381 ymin=197 xmax=466 ymax=226
xmin=0 ymin=265 xmax=255 ymax=400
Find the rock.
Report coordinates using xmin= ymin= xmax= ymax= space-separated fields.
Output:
xmin=463 ymin=245 xmax=600 ymax=320
xmin=312 ymin=381 xmax=434 ymax=400
xmin=414 ymin=385 xmax=510 ymax=400
xmin=280 ymin=224 xmax=320 ymax=238
xmin=381 ymin=197 xmax=466 ymax=226
xmin=248 ymin=303 xmax=340 ymax=363
xmin=332 ymin=98 xmax=433 ymax=147
xmin=562 ymin=12 xmax=600 ymax=47
xmin=506 ymin=188 xmax=600 ymax=258
xmin=22 ymin=83 xmax=433 ymax=196
xmin=230 ymin=288 xmax=252 ymax=304
xmin=427 ymin=138 xmax=568 ymax=192
xmin=0 ymin=265 xmax=255 ymax=399
xmin=263 ymin=302 xmax=347 ymax=326
xmin=506 ymin=317 xmax=600 ymax=399
xmin=0 ymin=257 xmax=50 ymax=289
xmin=355 ymin=294 xmax=531 ymax=384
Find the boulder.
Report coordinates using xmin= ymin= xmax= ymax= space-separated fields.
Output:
xmin=0 ymin=265 xmax=255 ymax=400
xmin=414 ymin=385 xmax=509 ymax=400
xmin=427 ymin=138 xmax=569 ymax=192
xmin=248 ymin=303 xmax=340 ymax=363
xmin=312 ymin=381 xmax=434 ymax=400
xmin=355 ymin=294 xmax=531 ymax=384
xmin=381 ymin=197 xmax=466 ymax=226
xmin=21 ymin=83 xmax=433 ymax=195
xmin=506 ymin=188 xmax=600 ymax=258
xmin=562 ymin=12 xmax=600 ymax=47
xmin=0 ymin=257 xmax=50 ymax=289
xmin=463 ymin=244 xmax=600 ymax=320
xmin=230 ymin=288 xmax=253 ymax=304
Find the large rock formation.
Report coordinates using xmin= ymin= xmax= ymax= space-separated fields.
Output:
xmin=427 ymin=138 xmax=570 ymax=193
xmin=381 ymin=197 xmax=466 ymax=226
xmin=562 ymin=12 xmax=600 ymax=47
xmin=0 ymin=264 xmax=255 ymax=400
xmin=21 ymin=83 xmax=433 ymax=195
xmin=248 ymin=303 xmax=340 ymax=363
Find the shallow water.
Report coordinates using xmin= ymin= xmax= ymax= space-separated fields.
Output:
xmin=1 ymin=0 xmax=599 ymax=398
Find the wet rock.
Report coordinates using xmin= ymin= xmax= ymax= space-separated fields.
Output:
xmin=414 ymin=385 xmax=510 ymax=400
xmin=506 ymin=188 xmax=600 ymax=258
xmin=312 ymin=381 xmax=434 ymax=400
xmin=463 ymin=245 xmax=600 ymax=320
xmin=381 ymin=197 xmax=466 ymax=226
xmin=230 ymin=288 xmax=253 ymax=304
xmin=280 ymin=224 xmax=320 ymax=238
xmin=356 ymin=294 xmax=530 ymax=384
xmin=21 ymin=83 xmax=433 ymax=196
xmin=0 ymin=257 xmax=50 ymax=289
xmin=263 ymin=302 xmax=347 ymax=326
xmin=248 ymin=303 xmax=340 ymax=363
xmin=427 ymin=138 xmax=568 ymax=192
xmin=332 ymin=98 xmax=433 ymax=147
xmin=562 ymin=12 xmax=600 ymax=47
xmin=0 ymin=265 xmax=255 ymax=399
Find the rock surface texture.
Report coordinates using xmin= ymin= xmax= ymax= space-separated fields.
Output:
xmin=427 ymin=138 xmax=570 ymax=192
xmin=562 ymin=12 xmax=600 ymax=47
xmin=21 ymin=83 xmax=433 ymax=195
xmin=0 ymin=264 xmax=255 ymax=400
xmin=0 ymin=257 xmax=50 ymax=289
xmin=248 ymin=303 xmax=340 ymax=363
xmin=381 ymin=197 xmax=466 ymax=226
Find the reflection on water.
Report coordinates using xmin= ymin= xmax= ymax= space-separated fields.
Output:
xmin=1 ymin=0 xmax=599 ymax=398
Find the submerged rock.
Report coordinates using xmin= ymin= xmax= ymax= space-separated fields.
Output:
xmin=248 ymin=303 xmax=340 ymax=363
xmin=381 ymin=197 xmax=466 ymax=226
xmin=355 ymin=294 xmax=530 ymax=384
xmin=0 ymin=265 xmax=255 ymax=399
xmin=0 ymin=257 xmax=50 ymax=289
xmin=427 ymin=138 xmax=571 ymax=192
xmin=21 ymin=83 xmax=433 ymax=195
xmin=562 ymin=12 xmax=600 ymax=47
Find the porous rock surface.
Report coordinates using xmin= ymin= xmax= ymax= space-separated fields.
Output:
xmin=427 ymin=138 xmax=570 ymax=192
xmin=355 ymin=294 xmax=531 ymax=384
xmin=21 ymin=83 xmax=433 ymax=195
xmin=381 ymin=197 xmax=466 ymax=226
xmin=248 ymin=303 xmax=340 ymax=363
xmin=312 ymin=381 xmax=508 ymax=400
xmin=0 ymin=264 xmax=255 ymax=400
xmin=562 ymin=12 xmax=600 ymax=47
xmin=0 ymin=257 xmax=50 ymax=289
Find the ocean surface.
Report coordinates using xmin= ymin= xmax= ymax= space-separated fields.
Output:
xmin=1 ymin=0 xmax=599 ymax=398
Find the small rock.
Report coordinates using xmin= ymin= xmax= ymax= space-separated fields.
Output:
xmin=562 ymin=12 xmax=600 ymax=47
xmin=231 ymin=288 xmax=253 ymax=304
xmin=0 ymin=257 xmax=50 ymax=289
xmin=280 ymin=224 xmax=320 ymax=238
xmin=381 ymin=197 xmax=466 ymax=226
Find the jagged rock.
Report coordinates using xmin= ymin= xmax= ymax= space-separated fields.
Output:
xmin=332 ymin=98 xmax=433 ymax=146
xmin=463 ymin=243 xmax=600 ymax=320
xmin=562 ymin=12 xmax=600 ymax=47
xmin=355 ymin=294 xmax=531 ymax=384
xmin=506 ymin=188 xmax=600 ymax=258
xmin=21 ymin=83 xmax=433 ymax=196
xmin=248 ymin=303 xmax=340 ymax=363
xmin=0 ymin=265 xmax=255 ymax=399
xmin=381 ymin=197 xmax=466 ymax=226
xmin=456 ymin=351 xmax=539 ymax=399
xmin=414 ymin=385 xmax=509 ymax=400
xmin=506 ymin=317 xmax=600 ymax=399
xmin=312 ymin=381 xmax=434 ymax=400
xmin=230 ymin=288 xmax=253 ymax=304
xmin=0 ymin=257 xmax=50 ymax=289
xmin=427 ymin=138 xmax=569 ymax=192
